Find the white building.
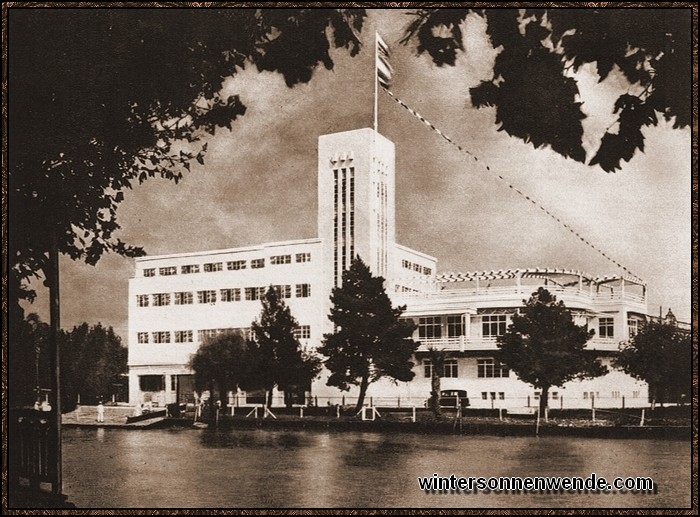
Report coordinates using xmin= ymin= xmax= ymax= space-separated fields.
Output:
xmin=128 ymin=128 xmax=652 ymax=410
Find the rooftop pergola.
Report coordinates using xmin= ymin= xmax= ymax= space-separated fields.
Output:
xmin=395 ymin=267 xmax=646 ymax=295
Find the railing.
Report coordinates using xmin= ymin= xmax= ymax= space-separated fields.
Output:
xmin=9 ymin=409 xmax=60 ymax=493
xmin=416 ymin=336 xmax=621 ymax=352
xmin=394 ymin=285 xmax=646 ymax=305
xmin=416 ymin=336 xmax=499 ymax=352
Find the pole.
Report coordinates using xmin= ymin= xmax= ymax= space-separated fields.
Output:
xmin=48 ymin=231 xmax=62 ymax=495
xmin=373 ymin=32 xmax=378 ymax=132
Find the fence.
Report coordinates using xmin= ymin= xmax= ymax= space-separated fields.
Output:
xmin=8 ymin=409 xmax=60 ymax=494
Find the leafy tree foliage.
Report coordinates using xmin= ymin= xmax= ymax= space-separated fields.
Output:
xmin=188 ymin=330 xmax=251 ymax=408
xmin=9 ymin=315 xmax=127 ymax=412
xmin=249 ymin=287 xmax=322 ymax=407
xmin=60 ymin=323 xmax=128 ymax=412
xmin=614 ymin=320 xmax=691 ymax=405
xmin=8 ymin=313 xmax=51 ymax=409
xmin=402 ymin=8 xmax=690 ymax=172
xmin=497 ymin=287 xmax=606 ymax=417
xmin=8 ymin=8 xmax=365 ymax=306
xmin=320 ymin=257 xmax=419 ymax=413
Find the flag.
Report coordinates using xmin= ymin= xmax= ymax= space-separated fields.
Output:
xmin=376 ymin=33 xmax=393 ymax=88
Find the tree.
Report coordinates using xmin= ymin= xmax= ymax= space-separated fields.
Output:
xmin=497 ymin=287 xmax=606 ymax=418
xmin=320 ymin=257 xmax=419 ymax=413
xmin=188 ymin=330 xmax=251 ymax=409
xmin=60 ymin=323 xmax=128 ymax=412
xmin=8 ymin=8 xmax=366 ymax=308
xmin=614 ymin=319 xmax=691 ymax=406
xmin=426 ymin=347 xmax=448 ymax=419
xmin=249 ymin=287 xmax=322 ymax=407
xmin=8 ymin=313 xmax=51 ymax=409
xmin=402 ymin=8 xmax=690 ymax=172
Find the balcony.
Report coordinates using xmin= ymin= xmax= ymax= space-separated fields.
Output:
xmin=416 ymin=336 xmax=499 ymax=352
xmin=417 ymin=336 xmax=623 ymax=353
xmin=394 ymin=285 xmax=646 ymax=310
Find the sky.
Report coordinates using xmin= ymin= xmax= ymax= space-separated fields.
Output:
xmin=23 ymin=9 xmax=693 ymax=337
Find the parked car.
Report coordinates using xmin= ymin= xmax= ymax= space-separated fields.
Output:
xmin=439 ymin=389 xmax=470 ymax=409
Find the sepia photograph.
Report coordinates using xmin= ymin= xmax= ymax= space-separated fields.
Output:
xmin=4 ymin=4 xmax=695 ymax=512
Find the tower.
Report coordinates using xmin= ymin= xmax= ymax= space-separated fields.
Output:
xmin=317 ymin=128 xmax=396 ymax=287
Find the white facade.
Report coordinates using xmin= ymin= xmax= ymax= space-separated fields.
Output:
xmin=128 ymin=128 xmax=651 ymax=410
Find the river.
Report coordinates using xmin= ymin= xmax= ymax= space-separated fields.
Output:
xmin=62 ymin=427 xmax=691 ymax=509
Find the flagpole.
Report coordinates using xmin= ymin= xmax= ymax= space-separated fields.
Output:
xmin=374 ymin=31 xmax=378 ymax=133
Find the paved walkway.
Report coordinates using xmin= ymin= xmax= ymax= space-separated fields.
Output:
xmin=62 ymin=406 xmax=166 ymax=428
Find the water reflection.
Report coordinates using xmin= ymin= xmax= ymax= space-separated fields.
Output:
xmin=61 ymin=427 xmax=691 ymax=509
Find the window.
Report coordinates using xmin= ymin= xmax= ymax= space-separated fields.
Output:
xmin=159 ymin=266 xmax=176 ymax=276
xmin=244 ymin=287 xmax=266 ymax=301
xmin=423 ymin=266 xmax=432 ymax=276
xmin=423 ymin=359 xmax=458 ymax=378
xmin=137 ymin=332 xmax=149 ymax=344
xmin=296 ymin=252 xmax=311 ymax=263
xmin=198 ymin=329 xmax=219 ymax=342
xmin=423 ymin=359 xmax=433 ymax=378
xmin=551 ymin=392 xmax=559 ymax=400
xmin=599 ymin=317 xmax=614 ymax=338
xmin=137 ymin=295 xmax=149 ymax=307
xmin=152 ymin=331 xmax=170 ymax=344
xmin=627 ymin=317 xmax=640 ymax=337
xmin=152 ymin=293 xmax=170 ymax=306
xmin=632 ymin=391 xmax=640 ymax=399
xmin=481 ymin=392 xmax=488 ymax=400
xmin=174 ymin=330 xmax=193 ymax=343
xmin=220 ymin=288 xmax=241 ymax=302
xmin=402 ymin=259 xmax=411 ymax=270
xmin=143 ymin=268 xmax=155 ymax=277
xmin=612 ymin=391 xmax=620 ymax=399
xmin=273 ymin=285 xmax=292 ymax=299
xmin=251 ymin=258 xmax=265 ymax=269
xmin=418 ymin=316 xmax=441 ymax=339
xmin=174 ymin=291 xmax=193 ymax=305
xmin=447 ymin=315 xmax=464 ymax=337
xmin=197 ymin=290 xmax=216 ymax=304
xmin=443 ymin=359 xmax=458 ymax=378
xmin=477 ymin=358 xmax=510 ymax=378
xmin=296 ymin=284 xmax=311 ymax=298
xmin=227 ymin=260 xmax=247 ymax=271
xmin=270 ymin=255 xmax=291 ymax=265
xmin=498 ymin=392 xmax=505 ymax=400
xmin=482 ymin=315 xmax=507 ymax=337
xmin=203 ymin=262 xmax=222 ymax=273
xmin=181 ymin=264 xmax=200 ymax=274
xmin=139 ymin=375 xmax=164 ymax=392
xmin=294 ymin=325 xmax=311 ymax=340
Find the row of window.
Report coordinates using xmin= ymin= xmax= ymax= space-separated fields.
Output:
xmin=136 ymin=284 xmax=311 ymax=307
xmin=416 ymin=315 xmax=624 ymax=340
xmin=137 ymin=325 xmax=311 ymax=344
xmin=423 ymin=358 xmax=510 ymax=379
xmin=142 ymin=253 xmax=312 ymax=277
xmin=401 ymin=259 xmax=432 ymax=276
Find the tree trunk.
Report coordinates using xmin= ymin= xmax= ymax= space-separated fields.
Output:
xmin=354 ymin=375 xmax=369 ymax=414
xmin=539 ymin=385 xmax=549 ymax=422
xmin=429 ymin=371 xmax=442 ymax=418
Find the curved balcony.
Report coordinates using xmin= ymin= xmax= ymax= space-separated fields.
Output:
xmin=417 ymin=336 xmax=622 ymax=353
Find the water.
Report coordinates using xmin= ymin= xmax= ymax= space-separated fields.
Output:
xmin=62 ymin=427 xmax=691 ymax=509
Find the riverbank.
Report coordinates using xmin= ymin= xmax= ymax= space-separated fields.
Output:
xmin=152 ymin=412 xmax=691 ymax=440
